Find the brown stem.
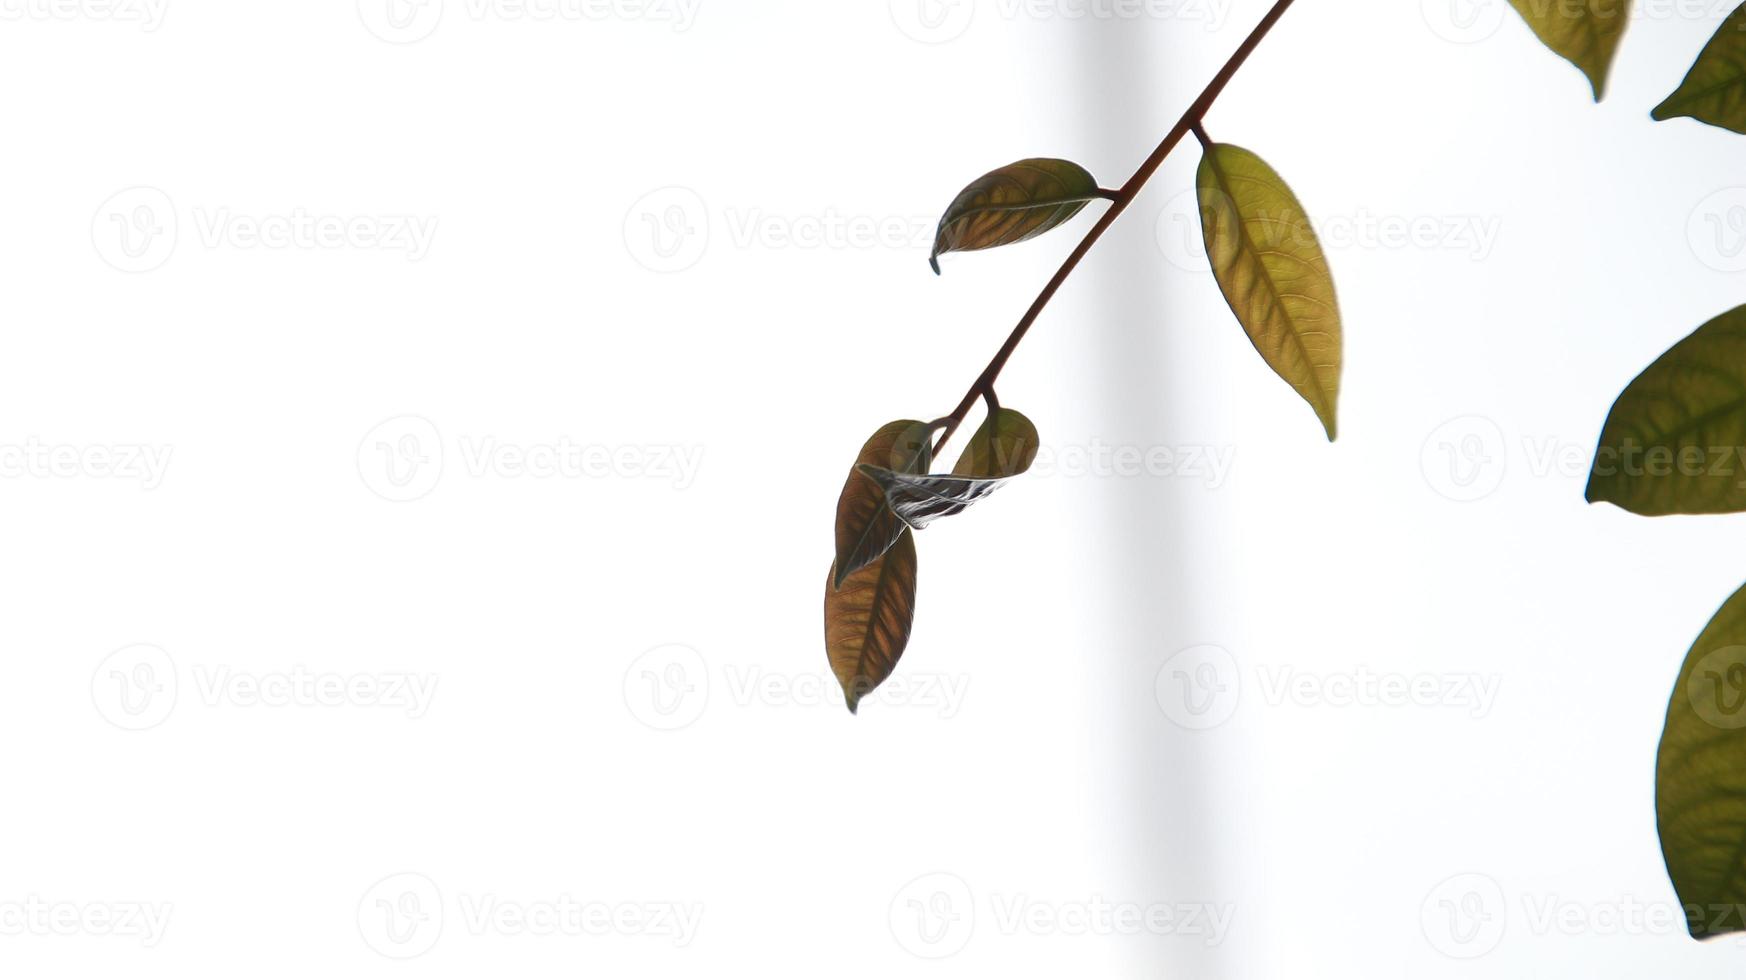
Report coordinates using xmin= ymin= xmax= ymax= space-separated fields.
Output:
xmin=932 ymin=0 xmax=1301 ymax=457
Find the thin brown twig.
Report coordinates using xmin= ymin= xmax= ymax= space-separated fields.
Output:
xmin=931 ymin=0 xmax=1301 ymax=457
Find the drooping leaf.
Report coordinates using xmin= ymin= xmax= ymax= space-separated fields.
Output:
xmin=824 ymin=528 xmax=918 ymax=714
xmin=858 ymin=465 xmax=1012 ymax=530
xmin=1658 ymin=580 xmax=1746 ymax=939
xmin=930 ymin=158 xmax=1100 ymax=274
xmin=953 ymin=407 xmax=1040 ymax=478
xmin=1196 ymin=142 xmax=1342 ymax=441
xmin=1653 ymin=3 xmax=1746 ymax=133
xmin=1586 ymin=306 xmax=1746 ymax=515
xmin=1507 ymin=0 xmax=1631 ymax=100
xmin=833 ymin=420 xmax=932 ymax=588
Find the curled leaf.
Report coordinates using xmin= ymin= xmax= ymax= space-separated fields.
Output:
xmin=1653 ymin=4 xmax=1746 ymax=133
xmin=833 ymin=420 xmax=932 ymax=588
xmin=1507 ymin=0 xmax=1631 ymax=101
xmin=953 ymin=407 xmax=1040 ymax=478
xmin=930 ymin=158 xmax=1101 ymax=274
xmin=858 ymin=465 xmax=1012 ymax=530
xmin=825 ymin=528 xmax=918 ymax=714
xmin=1197 ymin=142 xmax=1342 ymax=441
xmin=1586 ymin=305 xmax=1746 ymax=516
xmin=1658 ymin=580 xmax=1746 ymax=938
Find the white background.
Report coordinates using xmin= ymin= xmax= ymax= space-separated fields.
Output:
xmin=3 ymin=0 xmax=1746 ymax=976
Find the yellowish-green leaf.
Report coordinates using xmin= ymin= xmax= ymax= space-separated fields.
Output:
xmin=1654 ymin=3 xmax=1746 ymax=133
xmin=1508 ymin=0 xmax=1631 ymax=100
xmin=1197 ymin=142 xmax=1342 ymax=441
xmin=833 ymin=420 xmax=931 ymax=588
xmin=931 ymin=158 xmax=1101 ymax=274
xmin=824 ymin=528 xmax=918 ymax=714
xmin=953 ymin=407 xmax=1040 ymax=478
xmin=1658 ymin=580 xmax=1746 ymax=938
xmin=1586 ymin=305 xmax=1746 ymax=515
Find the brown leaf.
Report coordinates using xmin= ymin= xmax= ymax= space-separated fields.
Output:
xmin=833 ymin=420 xmax=932 ymax=588
xmin=930 ymin=158 xmax=1100 ymax=274
xmin=825 ymin=528 xmax=919 ymax=714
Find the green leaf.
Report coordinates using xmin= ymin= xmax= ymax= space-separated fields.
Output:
xmin=1658 ymin=580 xmax=1746 ymax=938
xmin=824 ymin=528 xmax=918 ymax=714
xmin=858 ymin=465 xmax=1013 ymax=530
xmin=953 ymin=407 xmax=1040 ymax=478
xmin=1653 ymin=3 xmax=1746 ymax=133
xmin=1196 ymin=142 xmax=1342 ymax=441
xmin=1507 ymin=0 xmax=1631 ymax=100
xmin=931 ymin=158 xmax=1101 ymax=274
xmin=1586 ymin=305 xmax=1746 ymax=515
xmin=833 ymin=420 xmax=932 ymax=589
